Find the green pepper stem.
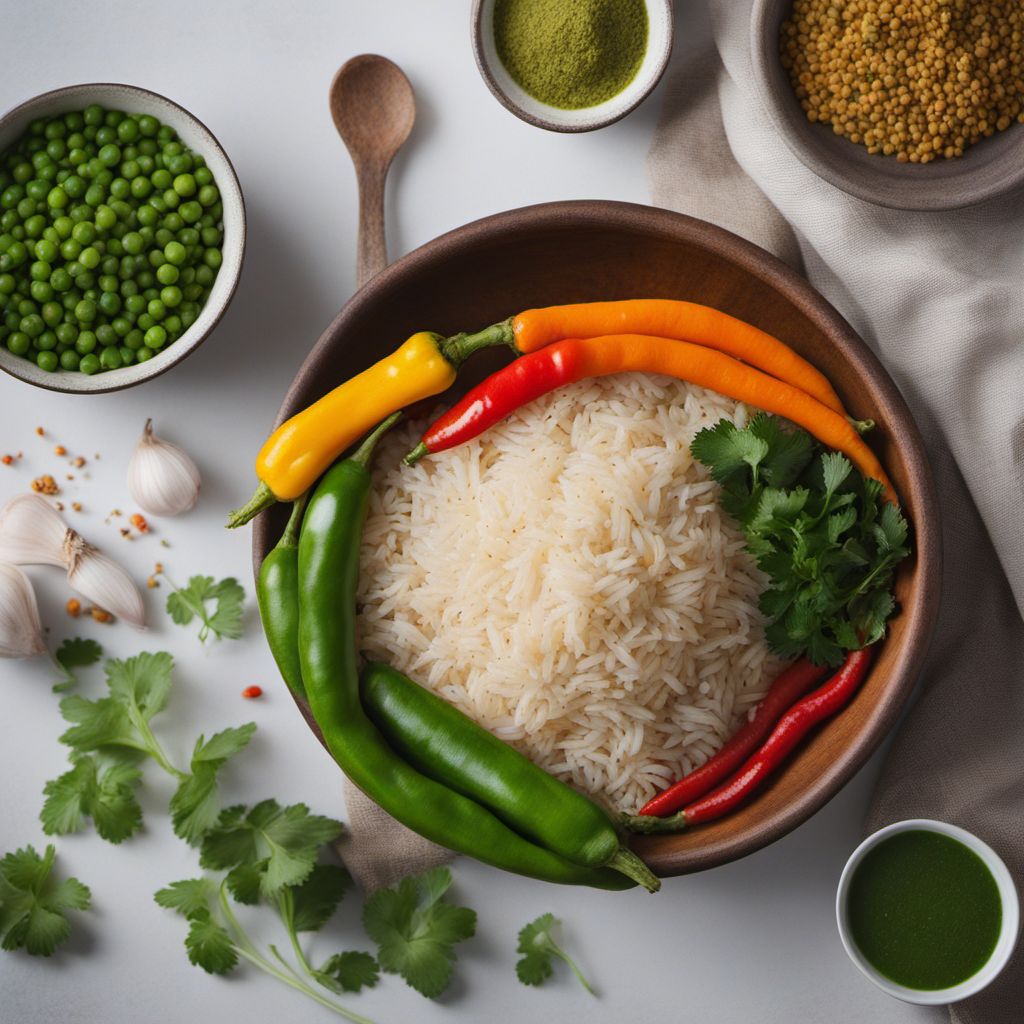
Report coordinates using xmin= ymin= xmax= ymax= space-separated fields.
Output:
xmin=279 ymin=491 xmax=310 ymax=548
xmin=608 ymin=847 xmax=662 ymax=892
xmin=350 ymin=412 xmax=403 ymax=469
xmin=621 ymin=811 xmax=688 ymax=835
xmin=403 ymin=441 xmax=429 ymax=466
xmin=851 ymin=417 xmax=875 ymax=434
xmin=440 ymin=319 xmax=516 ymax=367
xmin=227 ymin=481 xmax=277 ymax=529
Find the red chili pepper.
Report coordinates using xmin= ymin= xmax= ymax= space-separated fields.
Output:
xmin=241 ymin=685 xmax=263 ymax=699
xmin=638 ymin=658 xmax=829 ymax=818
xmin=625 ymin=647 xmax=875 ymax=834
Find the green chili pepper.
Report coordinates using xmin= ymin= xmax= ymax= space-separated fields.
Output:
xmin=256 ymin=492 xmax=309 ymax=700
xmin=361 ymin=661 xmax=660 ymax=891
xmin=298 ymin=414 xmax=636 ymax=890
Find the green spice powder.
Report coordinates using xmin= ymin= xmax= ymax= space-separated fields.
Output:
xmin=493 ymin=0 xmax=649 ymax=111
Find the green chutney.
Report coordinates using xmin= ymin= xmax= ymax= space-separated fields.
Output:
xmin=847 ymin=829 xmax=1002 ymax=990
xmin=493 ymin=0 xmax=648 ymax=111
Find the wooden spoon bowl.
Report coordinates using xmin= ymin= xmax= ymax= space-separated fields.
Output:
xmin=252 ymin=200 xmax=941 ymax=877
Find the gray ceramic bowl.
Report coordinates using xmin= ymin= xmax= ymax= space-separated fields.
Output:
xmin=0 ymin=83 xmax=245 ymax=393
xmin=750 ymin=0 xmax=1024 ymax=211
xmin=472 ymin=0 xmax=673 ymax=132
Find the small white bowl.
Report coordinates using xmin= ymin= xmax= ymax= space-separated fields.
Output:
xmin=836 ymin=819 xmax=1020 ymax=1005
xmin=0 ymin=82 xmax=245 ymax=394
xmin=471 ymin=0 xmax=673 ymax=133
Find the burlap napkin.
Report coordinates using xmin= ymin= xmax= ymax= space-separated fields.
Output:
xmin=648 ymin=2 xmax=1024 ymax=1021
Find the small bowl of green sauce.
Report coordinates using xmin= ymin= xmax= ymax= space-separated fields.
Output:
xmin=837 ymin=820 xmax=1019 ymax=1005
xmin=472 ymin=0 xmax=673 ymax=133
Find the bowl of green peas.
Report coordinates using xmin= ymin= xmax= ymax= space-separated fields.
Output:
xmin=0 ymin=83 xmax=244 ymax=392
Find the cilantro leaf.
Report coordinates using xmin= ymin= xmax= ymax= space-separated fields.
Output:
xmin=41 ymin=754 xmax=144 ymax=844
xmin=290 ymin=863 xmax=353 ymax=932
xmin=0 ymin=844 xmax=91 ymax=956
xmin=691 ymin=415 xmax=911 ymax=666
xmin=515 ymin=913 xmax=595 ymax=995
xmin=199 ymin=800 xmax=343 ymax=896
xmin=316 ymin=951 xmax=380 ymax=994
xmin=363 ymin=866 xmax=476 ymax=999
xmin=170 ymin=723 xmax=257 ymax=846
xmin=52 ymin=637 xmax=103 ymax=692
xmin=166 ymin=575 xmax=246 ymax=642
xmin=185 ymin=911 xmax=238 ymax=974
xmin=154 ymin=878 xmax=214 ymax=919
xmin=58 ymin=695 xmax=138 ymax=752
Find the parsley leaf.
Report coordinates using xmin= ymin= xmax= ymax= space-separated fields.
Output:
xmin=516 ymin=913 xmax=595 ymax=995
xmin=0 ymin=844 xmax=91 ymax=956
xmin=52 ymin=637 xmax=103 ymax=693
xmin=691 ymin=415 xmax=911 ymax=666
xmin=199 ymin=800 xmax=343 ymax=897
xmin=41 ymin=753 xmax=144 ymax=844
xmin=170 ymin=724 xmax=257 ymax=846
xmin=315 ymin=951 xmax=380 ymax=994
xmin=165 ymin=574 xmax=245 ymax=642
xmin=363 ymin=866 xmax=476 ymax=999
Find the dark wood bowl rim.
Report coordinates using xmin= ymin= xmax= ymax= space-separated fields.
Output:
xmin=251 ymin=199 xmax=941 ymax=876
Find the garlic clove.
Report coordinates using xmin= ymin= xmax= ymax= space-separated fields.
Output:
xmin=127 ymin=419 xmax=201 ymax=517
xmin=0 ymin=493 xmax=71 ymax=567
xmin=0 ymin=493 xmax=146 ymax=630
xmin=0 ymin=562 xmax=47 ymax=659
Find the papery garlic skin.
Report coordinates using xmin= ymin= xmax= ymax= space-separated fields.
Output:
xmin=0 ymin=562 xmax=46 ymax=658
xmin=0 ymin=493 xmax=146 ymax=630
xmin=127 ymin=419 xmax=200 ymax=517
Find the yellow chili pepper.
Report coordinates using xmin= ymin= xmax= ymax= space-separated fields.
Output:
xmin=228 ymin=324 xmax=512 ymax=527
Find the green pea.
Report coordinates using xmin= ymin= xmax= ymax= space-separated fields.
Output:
xmin=78 ymin=247 xmax=101 ymax=270
xmin=130 ymin=176 xmax=152 ymax=199
xmin=137 ymin=204 xmax=158 ymax=227
xmin=164 ymin=240 xmax=186 ymax=266
xmin=41 ymin=302 xmax=62 ymax=326
xmin=159 ymin=285 xmax=182 ymax=308
xmin=56 ymin=322 xmax=77 ymax=345
xmin=24 ymin=215 xmax=46 ymax=238
xmin=124 ymin=328 xmax=144 ymax=349
xmin=125 ymin=293 xmax=146 ymax=315
xmin=7 ymin=331 xmax=30 ymax=355
xmin=68 ymin=148 xmax=88 ymax=166
xmin=154 ymin=228 xmax=173 ymax=248
xmin=101 ymin=255 xmax=118 ymax=275
xmin=118 ymin=345 xmax=135 ymax=366
xmin=136 ymin=154 xmax=155 ymax=173
xmin=29 ymin=260 xmax=50 ymax=281
xmin=162 ymin=212 xmax=184 ymax=233
xmin=60 ymin=349 xmax=80 ymax=370
xmin=136 ymin=345 xmax=155 ymax=363
xmin=98 ymin=274 xmax=119 ymax=293
xmin=112 ymin=316 xmax=131 ymax=337
xmin=46 ymin=186 xmax=69 ymax=209
xmin=197 ymin=184 xmax=219 ymax=207
xmin=50 ymin=269 xmax=72 ymax=292
xmin=71 ymin=221 xmax=96 ymax=245
xmin=79 ymin=353 xmax=100 ymax=374
xmin=179 ymin=201 xmax=202 ymax=224
xmin=117 ymin=118 xmax=140 ymax=143
xmin=0 ymin=273 xmax=14 ymax=294
xmin=29 ymin=280 xmax=53 ymax=302
xmin=63 ymin=175 xmax=86 ymax=199
xmin=20 ymin=313 xmax=44 ymax=337
xmin=60 ymin=238 xmax=82 ymax=260
xmin=137 ymin=313 xmax=155 ymax=331
xmin=147 ymin=195 xmax=167 ymax=214
xmin=25 ymin=179 xmax=48 ymax=201
xmin=75 ymin=298 xmax=96 ymax=322
xmin=144 ymin=325 xmax=167 ymax=348
xmin=179 ymin=227 xmax=200 ymax=247
xmin=110 ymin=177 xmax=130 ymax=200
xmin=120 ymin=278 xmax=139 ymax=297
xmin=96 ymin=323 xmax=117 ymax=346
xmin=95 ymin=205 xmax=116 ymax=230
xmin=162 ymin=189 xmax=181 ymax=210
xmin=172 ymin=173 xmax=196 ymax=197
xmin=121 ymin=159 xmax=140 ymax=179
xmin=99 ymin=346 xmax=122 ymax=369
xmin=138 ymin=115 xmax=159 ymax=137
xmin=83 ymin=105 xmax=104 ymax=126
xmin=36 ymin=349 xmax=58 ymax=372
xmin=163 ymin=314 xmax=182 ymax=336
xmin=151 ymin=168 xmax=172 ymax=190
xmin=137 ymin=271 xmax=155 ymax=289
xmin=155 ymin=263 xmax=179 ymax=285
xmin=34 ymin=238 xmax=57 ymax=262
xmin=75 ymin=330 xmax=96 ymax=354
xmin=147 ymin=299 xmax=166 ymax=321
xmin=53 ymin=216 xmax=73 ymax=239
xmin=85 ymin=182 xmax=106 ymax=207
xmin=95 ymin=129 xmax=117 ymax=149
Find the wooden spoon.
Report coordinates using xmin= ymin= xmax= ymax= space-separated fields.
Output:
xmin=329 ymin=54 xmax=416 ymax=289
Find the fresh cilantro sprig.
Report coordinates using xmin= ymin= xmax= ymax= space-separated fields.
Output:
xmin=52 ymin=637 xmax=103 ymax=693
xmin=157 ymin=804 xmax=380 ymax=1022
xmin=516 ymin=913 xmax=595 ymax=996
xmin=691 ymin=414 xmax=910 ymax=666
xmin=363 ymin=866 xmax=477 ymax=999
xmin=40 ymin=652 xmax=255 ymax=846
xmin=161 ymin=571 xmax=245 ymax=642
xmin=0 ymin=844 xmax=90 ymax=956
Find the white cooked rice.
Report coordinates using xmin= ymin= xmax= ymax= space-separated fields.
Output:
xmin=357 ymin=374 xmax=784 ymax=813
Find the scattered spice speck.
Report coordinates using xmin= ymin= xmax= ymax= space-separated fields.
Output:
xmin=54 ymin=445 xmax=66 ymax=456
xmin=31 ymin=474 xmax=59 ymax=495
xmin=130 ymin=513 xmax=149 ymax=533
xmin=160 ymin=539 xmax=170 ymax=548
xmin=2 ymin=454 xmax=14 ymax=466
xmin=89 ymin=607 xmax=113 ymax=624
xmin=66 ymin=598 xmax=81 ymax=618
xmin=66 ymin=474 xmax=74 ymax=481
xmin=71 ymin=502 xmax=82 ymax=512
xmin=35 ymin=427 xmax=44 ymax=436
xmin=119 ymin=528 xmax=132 ymax=539
xmin=242 ymin=686 xmax=263 ymax=699
xmin=55 ymin=501 xmax=65 ymax=511
xmin=146 ymin=575 xmax=160 ymax=589
xmin=72 ymin=456 xmax=86 ymax=468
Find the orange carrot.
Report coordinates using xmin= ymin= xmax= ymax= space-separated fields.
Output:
xmin=509 ymin=299 xmax=847 ymax=416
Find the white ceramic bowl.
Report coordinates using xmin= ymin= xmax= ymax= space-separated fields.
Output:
xmin=471 ymin=0 xmax=673 ymax=133
xmin=0 ymin=82 xmax=245 ymax=394
xmin=836 ymin=819 xmax=1020 ymax=1005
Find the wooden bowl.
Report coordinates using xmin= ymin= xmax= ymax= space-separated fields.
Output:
xmin=252 ymin=200 xmax=941 ymax=877
xmin=751 ymin=0 xmax=1024 ymax=211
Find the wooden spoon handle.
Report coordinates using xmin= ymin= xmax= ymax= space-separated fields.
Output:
xmin=354 ymin=160 xmax=387 ymax=290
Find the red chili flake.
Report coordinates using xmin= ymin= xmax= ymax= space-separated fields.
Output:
xmin=1 ymin=454 xmax=13 ymax=465
xmin=241 ymin=686 xmax=263 ymax=700
xmin=130 ymin=513 xmax=149 ymax=533
xmin=90 ymin=607 xmax=113 ymax=624
xmin=66 ymin=598 xmax=82 ymax=618
xmin=54 ymin=445 xmax=67 ymax=456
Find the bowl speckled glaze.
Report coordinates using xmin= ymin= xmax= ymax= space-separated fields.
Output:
xmin=252 ymin=200 xmax=941 ymax=877
xmin=0 ymin=83 xmax=245 ymax=394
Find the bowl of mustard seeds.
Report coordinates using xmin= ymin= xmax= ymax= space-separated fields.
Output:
xmin=472 ymin=0 xmax=674 ymax=132
xmin=751 ymin=0 xmax=1024 ymax=210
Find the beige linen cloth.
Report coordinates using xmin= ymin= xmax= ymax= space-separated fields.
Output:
xmin=342 ymin=9 xmax=1023 ymax=1018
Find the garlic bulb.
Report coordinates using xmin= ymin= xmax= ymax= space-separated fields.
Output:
xmin=127 ymin=419 xmax=200 ymax=516
xmin=0 ymin=562 xmax=46 ymax=659
xmin=0 ymin=494 xmax=146 ymax=629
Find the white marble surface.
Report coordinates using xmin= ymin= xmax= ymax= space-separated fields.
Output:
xmin=0 ymin=2 xmax=944 ymax=1021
